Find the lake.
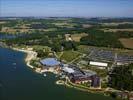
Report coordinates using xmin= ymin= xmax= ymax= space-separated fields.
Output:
xmin=0 ymin=47 xmax=114 ymax=100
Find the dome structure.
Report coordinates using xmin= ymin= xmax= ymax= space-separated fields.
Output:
xmin=40 ymin=58 xmax=60 ymax=67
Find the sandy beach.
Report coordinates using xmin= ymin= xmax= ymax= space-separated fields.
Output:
xmin=13 ymin=48 xmax=37 ymax=69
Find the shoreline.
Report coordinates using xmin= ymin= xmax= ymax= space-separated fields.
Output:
xmin=12 ymin=47 xmax=37 ymax=69
xmin=12 ymin=47 xmax=104 ymax=92
xmin=11 ymin=47 xmax=128 ymax=100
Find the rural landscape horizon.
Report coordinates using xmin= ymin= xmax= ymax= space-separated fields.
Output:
xmin=0 ymin=0 xmax=133 ymax=100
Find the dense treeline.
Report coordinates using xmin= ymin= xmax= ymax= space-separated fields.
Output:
xmin=115 ymin=31 xmax=133 ymax=38
xmin=87 ymin=18 xmax=133 ymax=23
xmin=5 ymin=28 xmax=132 ymax=50
xmin=109 ymin=64 xmax=133 ymax=91
xmin=5 ymin=31 xmax=78 ymax=52
xmin=100 ymin=24 xmax=133 ymax=29
xmin=28 ymin=23 xmax=56 ymax=29
xmin=80 ymin=30 xmax=123 ymax=48
xmin=71 ymin=18 xmax=133 ymax=23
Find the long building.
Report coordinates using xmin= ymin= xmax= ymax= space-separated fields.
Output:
xmin=85 ymin=48 xmax=133 ymax=67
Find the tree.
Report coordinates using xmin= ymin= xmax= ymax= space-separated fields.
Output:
xmin=109 ymin=64 xmax=133 ymax=91
xmin=36 ymin=49 xmax=46 ymax=58
xmin=51 ymin=43 xmax=61 ymax=52
xmin=62 ymin=41 xmax=78 ymax=51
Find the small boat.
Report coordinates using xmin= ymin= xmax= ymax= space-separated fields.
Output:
xmin=43 ymin=73 xmax=47 ymax=77
xmin=60 ymin=75 xmax=65 ymax=79
xmin=12 ymin=63 xmax=16 ymax=65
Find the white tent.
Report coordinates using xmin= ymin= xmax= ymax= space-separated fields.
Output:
xmin=89 ymin=61 xmax=108 ymax=67
xmin=62 ymin=67 xmax=75 ymax=73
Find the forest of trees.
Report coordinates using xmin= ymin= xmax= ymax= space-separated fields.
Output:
xmin=4 ymin=31 xmax=78 ymax=52
xmin=80 ymin=30 xmax=123 ymax=48
xmin=4 ymin=28 xmax=133 ymax=50
xmin=109 ymin=64 xmax=133 ymax=91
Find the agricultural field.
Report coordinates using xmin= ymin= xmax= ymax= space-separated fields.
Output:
xmin=101 ymin=28 xmax=133 ymax=32
xmin=71 ymin=33 xmax=88 ymax=42
xmin=0 ymin=21 xmax=7 ymax=24
xmin=82 ymin=24 xmax=92 ymax=28
xmin=52 ymin=22 xmax=76 ymax=28
xmin=119 ymin=38 xmax=133 ymax=49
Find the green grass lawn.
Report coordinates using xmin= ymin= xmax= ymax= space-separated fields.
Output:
xmin=32 ymin=45 xmax=51 ymax=52
xmin=60 ymin=50 xmax=81 ymax=62
xmin=56 ymin=52 xmax=62 ymax=57
xmin=78 ymin=45 xmax=89 ymax=53
xmin=83 ymin=66 xmax=108 ymax=78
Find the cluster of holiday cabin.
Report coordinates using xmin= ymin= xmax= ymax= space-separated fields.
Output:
xmin=62 ymin=64 xmax=100 ymax=88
